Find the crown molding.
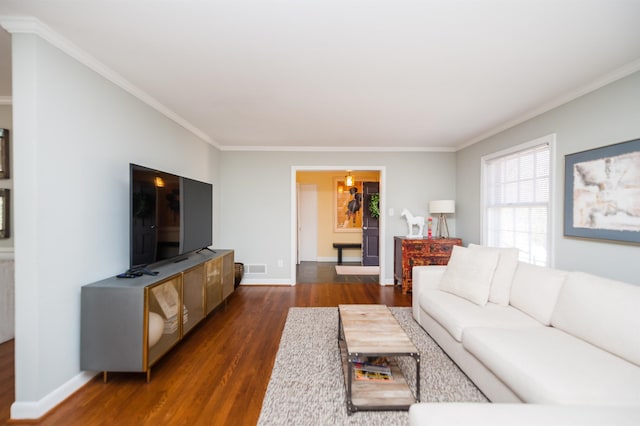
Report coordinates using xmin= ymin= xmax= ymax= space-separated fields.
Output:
xmin=221 ymin=144 xmax=455 ymax=153
xmin=0 ymin=17 xmax=454 ymax=155
xmin=0 ymin=16 xmax=220 ymax=149
xmin=456 ymin=58 xmax=640 ymax=151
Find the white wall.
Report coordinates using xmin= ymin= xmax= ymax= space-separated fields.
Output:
xmin=218 ymin=150 xmax=456 ymax=284
xmin=456 ymin=70 xmax=640 ymax=285
xmin=11 ymin=34 xmax=221 ymax=418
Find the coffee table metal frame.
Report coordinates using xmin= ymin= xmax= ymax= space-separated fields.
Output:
xmin=338 ymin=304 xmax=421 ymax=414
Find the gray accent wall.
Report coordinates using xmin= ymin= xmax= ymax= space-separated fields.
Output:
xmin=11 ymin=34 xmax=221 ymax=416
xmin=456 ymin=70 xmax=640 ymax=285
xmin=218 ymin=150 xmax=457 ymax=284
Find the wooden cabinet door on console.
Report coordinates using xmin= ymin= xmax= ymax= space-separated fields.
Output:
xmin=146 ymin=276 xmax=182 ymax=370
xmin=182 ymin=264 xmax=205 ymax=335
xmin=205 ymin=257 xmax=223 ymax=314
xmin=393 ymin=237 xmax=462 ymax=294
xmin=222 ymin=251 xmax=235 ymax=300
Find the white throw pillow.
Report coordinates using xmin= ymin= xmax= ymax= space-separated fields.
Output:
xmin=439 ymin=245 xmax=499 ymax=306
xmin=468 ymin=244 xmax=519 ymax=306
xmin=510 ymin=262 xmax=567 ymax=325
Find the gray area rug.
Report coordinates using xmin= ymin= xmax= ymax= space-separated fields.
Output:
xmin=258 ymin=307 xmax=487 ymax=426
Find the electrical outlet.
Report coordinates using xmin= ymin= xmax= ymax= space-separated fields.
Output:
xmin=277 ymin=259 xmax=284 ymax=267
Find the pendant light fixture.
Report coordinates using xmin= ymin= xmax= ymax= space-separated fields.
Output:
xmin=345 ymin=171 xmax=354 ymax=187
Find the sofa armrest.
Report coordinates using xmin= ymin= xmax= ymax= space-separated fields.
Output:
xmin=412 ymin=265 xmax=446 ymax=322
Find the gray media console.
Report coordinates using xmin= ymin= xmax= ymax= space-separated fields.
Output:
xmin=80 ymin=249 xmax=234 ymax=381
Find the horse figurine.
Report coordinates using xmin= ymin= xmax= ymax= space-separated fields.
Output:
xmin=401 ymin=208 xmax=425 ymax=237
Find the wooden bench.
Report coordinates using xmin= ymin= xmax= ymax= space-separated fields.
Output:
xmin=332 ymin=243 xmax=362 ymax=265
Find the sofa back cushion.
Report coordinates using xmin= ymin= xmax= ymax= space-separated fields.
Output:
xmin=551 ymin=272 xmax=640 ymax=367
xmin=439 ymin=245 xmax=499 ymax=306
xmin=468 ymin=244 xmax=519 ymax=306
xmin=509 ymin=262 xmax=567 ymax=325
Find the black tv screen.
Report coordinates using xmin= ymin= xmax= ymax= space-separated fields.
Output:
xmin=130 ymin=164 xmax=213 ymax=268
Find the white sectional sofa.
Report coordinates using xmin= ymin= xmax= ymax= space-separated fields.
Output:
xmin=410 ymin=244 xmax=640 ymax=425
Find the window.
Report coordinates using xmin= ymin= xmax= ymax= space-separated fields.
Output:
xmin=482 ymin=135 xmax=554 ymax=266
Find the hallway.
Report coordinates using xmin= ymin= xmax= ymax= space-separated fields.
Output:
xmin=296 ymin=261 xmax=379 ymax=284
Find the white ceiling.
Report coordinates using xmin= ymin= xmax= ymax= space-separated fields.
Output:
xmin=1 ymin=0 xmax=640 ymax=151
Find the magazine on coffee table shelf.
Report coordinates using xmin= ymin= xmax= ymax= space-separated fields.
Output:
xmin=352 ymin=356 xmax=394 ymax=381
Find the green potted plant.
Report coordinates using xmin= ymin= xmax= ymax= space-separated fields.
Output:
xmin=369 ymin=193 xmax=380 ymax=219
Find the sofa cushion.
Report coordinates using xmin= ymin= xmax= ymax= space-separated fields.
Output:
xmin=468 ymin=244 xmax=519 ymax=306
xmin=409 ymin=403 xmax=640 ymax=426
xmin=551 ymin=271 xmax=640 ymax=367
xmin=509 ymin=262 xmax=566 ymax=325
xmin=439 ymin=245 xmax=499 ymax=306
xmin=419 ymin=289 xmax=542 ymax=342
xmin=462 ymin=327 xmax=640 ymax=405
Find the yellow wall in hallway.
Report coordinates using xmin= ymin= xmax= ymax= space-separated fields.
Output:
xmin=297 ymin=171 xmax=380 ymax=259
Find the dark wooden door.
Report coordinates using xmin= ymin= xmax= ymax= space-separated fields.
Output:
xmin=362 ymin=182 xmax=379 ymax=266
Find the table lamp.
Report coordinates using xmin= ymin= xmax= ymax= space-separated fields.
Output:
xmin=429 ymin=200 xmax=455 ymax=238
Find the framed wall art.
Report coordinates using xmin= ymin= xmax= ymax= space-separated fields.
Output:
xmin=564 ymin=137 xmax=640 ymax=243
xmin=0 ymin=129 xmax=8 ymax=179
xmin=0 ymin=189 xmax=9 ymax=239
xmin=334 ymin=178 xmax=363 ymax=232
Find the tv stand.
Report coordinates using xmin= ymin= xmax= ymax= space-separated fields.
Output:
xmin=81 ymin=249 xmax=234 ymax=382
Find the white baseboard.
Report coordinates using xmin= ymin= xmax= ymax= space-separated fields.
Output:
xmin=11 ymin=371 xmax=96 ymax=420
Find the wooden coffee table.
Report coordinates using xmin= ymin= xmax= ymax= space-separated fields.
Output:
xmin=338 ymin=304 xmax=421 ymax=414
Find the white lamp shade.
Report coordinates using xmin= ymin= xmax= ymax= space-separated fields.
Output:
xmin=429 ymin=200 xmax=455 ymax=214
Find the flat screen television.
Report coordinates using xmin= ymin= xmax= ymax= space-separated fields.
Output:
xmin=130 ymin=163 xmax=213 ymax=269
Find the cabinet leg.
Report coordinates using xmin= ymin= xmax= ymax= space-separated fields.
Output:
xmin=146 ymin=369 xmax=151 ymax=383
xmin=103 ymin=371 xmax=108 ymax=383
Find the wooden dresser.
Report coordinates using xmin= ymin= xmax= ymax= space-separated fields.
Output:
xmin=394 ymin=237 xmax=462 ymax=294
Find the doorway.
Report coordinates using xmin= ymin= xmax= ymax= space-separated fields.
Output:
xmin=297 ymin=184 xmax=318 ymax=262
xmin=291 ymin=167 xmax=385 ymax=285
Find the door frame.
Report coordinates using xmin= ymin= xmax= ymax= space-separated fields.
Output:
xmin=290 ymin=165 xmax=386 ymax=285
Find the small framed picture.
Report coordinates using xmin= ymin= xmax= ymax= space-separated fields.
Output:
xmin=0 ymin=189 xmax=9 ymax=239
xmin=0 ymin=129 xmax=8 ymax=179
xmin=334 ymin=177 xmax=363 ymax=232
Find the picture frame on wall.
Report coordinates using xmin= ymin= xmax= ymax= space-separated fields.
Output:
xmin=334 ymin=177 xmax=363 ymax=232
xmin=0 ymin=129 xmax=8 ymax=179
xmin=0 ymin=189 xmax=9 ymax=239
xmin=564 ymin=137 xmax=640 ymax=243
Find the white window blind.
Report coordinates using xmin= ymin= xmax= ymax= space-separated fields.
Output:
xmin=483 ymin=141 xmax=551 ymax=266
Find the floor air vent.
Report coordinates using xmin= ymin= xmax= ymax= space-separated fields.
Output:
xmin=245 ymin=264 xmax=267 ymax=274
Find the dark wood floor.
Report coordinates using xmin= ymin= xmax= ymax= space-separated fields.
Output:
xmin=0 ymin=264 xmax=408 ymax=425
xmin=296 ymin=261 xmax=379 ymax=284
